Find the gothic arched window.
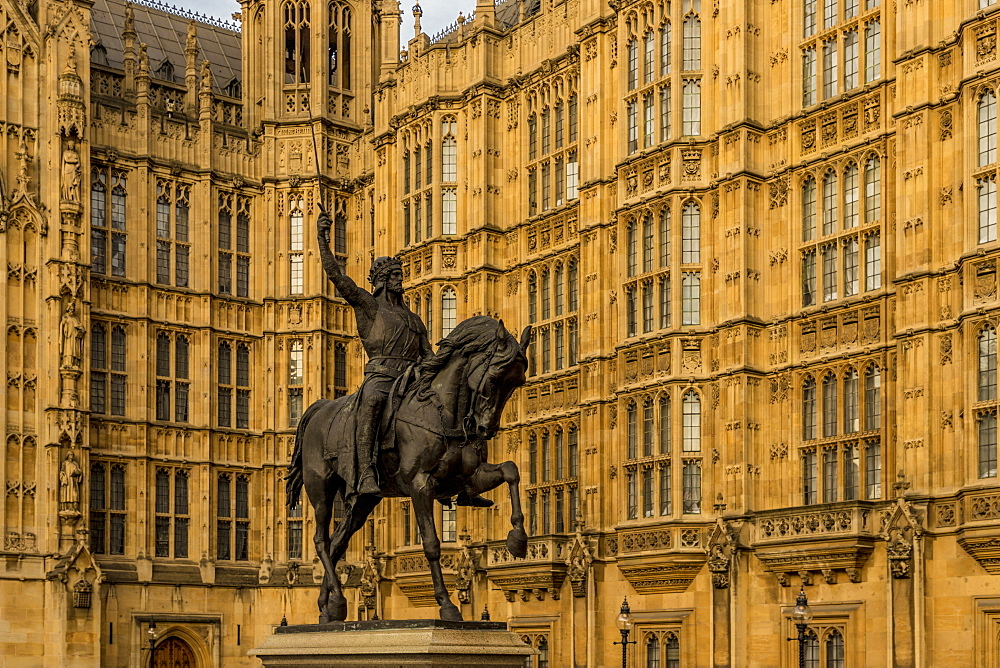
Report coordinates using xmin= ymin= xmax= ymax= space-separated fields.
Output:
xmin=643 ymin=397 xmax=655 ymax=456
xmin=627 ymin=220 xmax=638 ymax=276
xmin=864 ymin=156 xmax=881 ymax=224
xmin=659 ymin=208 xmax=671 ymax=267
xmin=643 ymin=213 xmax=655 ymax=272
xmin=218 ymin=341 xmax=232 ymax=427
xmin=981 ymin=325 xmax=997 ymax=401
xmin=825 ymin=629 xmax=845 ymax=668
xmin=802 ymin=176 xmax=817 ymax=241
xmin=843 ymin=162 xmax=859 ymax=228
xmin=541 ymin=269 xmax=551 ymax=319
xmin=682 ymin=391 xmax=700 ymax=452
xmin=682 ymin=14 xmax=701 ymax=70
xmin=660 ymin=22 xmax=672 ymax=75
xmin=554 ymin=263 xmax=565 ymax=315
xmin=681 ymin=202 xmax=700 ymax=263
xmin=441 ymin=288 xmax=457 ymax=337
xmin=627 ymin=37 xmax=639 ymax=90
xmin=441 ymin=116 xmax=457 ymax=181
xmin=283 ymin=1 xmax=311 ymax=84
xmin=659 ymin=394 xmax=671 ymax=454
xmin=627 ymin=401 xmax=639 ymax=458
xmin=981 ymin=90 xmax=997 ymax=168
xmin=665 ymin=633 xmax=680 ymax=668
xmin=822 ymin=170 xmax=838 ymax=235
xmin=328 ymin=1 xmax=352 ymax=89
xmin=843 ymin=368 xmax=859 ymax=433
xmin=528 ymin=272 xmax=538 ymax=323
xmin=568 ymin=259 xmax=579 ymax=311
xmin=644 ymin=30 xmax=655 ymax=83
xmin=803 ymin=377 xmax=817 ymax=440
xmin=822 ymin=373 xmax=837 ymax=437
xmin=646 ymin=635 xmax=661 ymax=668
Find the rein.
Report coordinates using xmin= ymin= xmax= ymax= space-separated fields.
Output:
xmin=400 ymin=336 xmax=504 ymax=444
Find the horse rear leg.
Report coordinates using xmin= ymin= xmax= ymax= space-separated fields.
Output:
xmin=411 ymin=472 xmax=463 ymax=621
xmin=316 ymin=493 xmax=382 ymax=621
xmin=311 ymin=488 xmax=344 ymax=623
xmin=466 ymin=461 xmax=528 ymax=559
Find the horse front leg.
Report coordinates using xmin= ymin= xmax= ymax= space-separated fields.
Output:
xmin=411 ymin=472 xmax=463 ymax=621
xmin=499 ymin=461 xmax=528 ymax=558
xmin=465 ymin=460 xmax=528 ymax=558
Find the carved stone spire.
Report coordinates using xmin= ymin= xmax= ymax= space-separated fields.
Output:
xmin=122 ymin=2 xmax=137 ymax=93
xmin=186 ymin=21 xmax=200 ymax=113
xmin=412 ymin=2 xmax=422 ymax=36
xmin=123 ymin=2 xmax=136 ymax=41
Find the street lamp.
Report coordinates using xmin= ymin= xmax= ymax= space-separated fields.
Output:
xmin=613 ymin=597 xmax=636 ymax=668
xmin=789 ymin=587 xmax=813 ymax=668
xmin=147 ymin=621 xmax=158 ymax=666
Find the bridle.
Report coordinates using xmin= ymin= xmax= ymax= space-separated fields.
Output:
xmin=463 ymin=335 xmax=504 ymax=440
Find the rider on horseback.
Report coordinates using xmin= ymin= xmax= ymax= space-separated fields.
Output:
xmin=317 ymin=211 xmax=491 ymax=505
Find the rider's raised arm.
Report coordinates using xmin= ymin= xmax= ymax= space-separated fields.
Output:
xmin=317 ymin=212 xmax=377 ymax=320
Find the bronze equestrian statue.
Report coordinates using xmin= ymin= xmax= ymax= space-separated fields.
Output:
xmin=286 ymin=212 xmax=531 ymax=622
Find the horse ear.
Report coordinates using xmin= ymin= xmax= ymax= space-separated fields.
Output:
xmin=520 ymin=325 xmax=533 ymax=351
xmin=496 ymin=319 xmax=506 ymax=340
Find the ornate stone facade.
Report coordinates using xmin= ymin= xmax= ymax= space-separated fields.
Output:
xmin=3 ymin=0 xmax=1000 ymax=665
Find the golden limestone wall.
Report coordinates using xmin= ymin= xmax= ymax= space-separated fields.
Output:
xmin=2 ymin=0 xmax=1000 ymax=664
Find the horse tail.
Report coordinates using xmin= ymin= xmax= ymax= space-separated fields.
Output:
xmin=286 ymin=398 xmax=331 ymax=508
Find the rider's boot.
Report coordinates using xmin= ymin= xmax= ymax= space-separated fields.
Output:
xmin=455 ymin=490 xmax=494 ymax=507
xmin=359 ymin=468 xmax=381 ymax=495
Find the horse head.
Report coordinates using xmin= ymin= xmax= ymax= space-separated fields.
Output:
xmin=467 ymin=319 xmax=530 ymax=441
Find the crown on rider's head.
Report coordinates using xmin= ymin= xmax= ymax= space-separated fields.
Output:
xmin=368 ymin=255 xmax=403 ymax=286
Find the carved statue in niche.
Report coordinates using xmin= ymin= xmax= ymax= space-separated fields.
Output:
xmin=453 ymin=542 xmax=476 ymax=604
xmin=708 ymin=542 xmax=732 ymax=588
xmin=885 ymin=525 xmax=914 ymax=578
xmin=60 ymin=301 xmax=85 ymax=369
xmin=61 ymin=139 xmax=81 ymax=202
xmin=564 ymin=523 xmax=594 ymax=598
xmin=359 ymin=548 xmax=383 ymax=611
xmin=59 ymin=451 xmax=83 ymax=510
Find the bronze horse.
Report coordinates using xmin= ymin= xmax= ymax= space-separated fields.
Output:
xmin=286 ymin=316 xmax=532 ymax=622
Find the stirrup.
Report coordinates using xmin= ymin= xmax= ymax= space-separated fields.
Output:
xmin=359 ymin=471 xmax=381 ymax=495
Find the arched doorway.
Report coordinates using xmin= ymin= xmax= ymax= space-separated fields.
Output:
xmin=152 ymin=636 xmax=196 ymax=668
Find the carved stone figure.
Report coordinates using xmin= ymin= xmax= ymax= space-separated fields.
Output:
xmin=564 ymin=526 xmax=594 ymax=598
xmin=286 ymin=210 xmax=533 ymax=622
xmin=59 ymin=452 xmax=83 ymax=509
xmin=60 ymin=301 xmax=85 ymax=369
xmin=453 ymin=543 xmax=476 ymax=604
xmin=708 ymin=543 xmax=732 ymax=589
xmin=886 ymin=526 xmax=914 ymax=579
xmin=61 ymin=139 xmax=81 ymax=202
xmin=359 ymin=549 xmax=383 ymax=610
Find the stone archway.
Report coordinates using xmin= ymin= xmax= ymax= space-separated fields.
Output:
xmin=152 ymin=636 xmax=197 ymax=668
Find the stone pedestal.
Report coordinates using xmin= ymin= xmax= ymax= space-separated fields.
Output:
xmin=249 ymin=619 xmax=535 ymax=667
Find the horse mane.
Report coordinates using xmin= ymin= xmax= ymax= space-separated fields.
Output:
xmin=417 ymin=316 xmax=524 ymax=386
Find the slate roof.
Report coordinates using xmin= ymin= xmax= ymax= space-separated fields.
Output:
xmin=90 ymin=0 xmax=243 ymax=95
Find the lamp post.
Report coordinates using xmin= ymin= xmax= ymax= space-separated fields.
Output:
xmin=613 ymin=597 xmax=636 ymax=668
xmin=147 ymin=620 xmax=158 ymax=667
xmin=789 ymin=587 xmax=813 ymax=668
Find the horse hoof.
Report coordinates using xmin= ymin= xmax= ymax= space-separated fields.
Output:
xmin=506 ymin=529 xmax=528 ymax=559
xmin=323 ymin=598 xmax=348 ymax=622
xmin=440 ymin=604 xmax=463 ymax=622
